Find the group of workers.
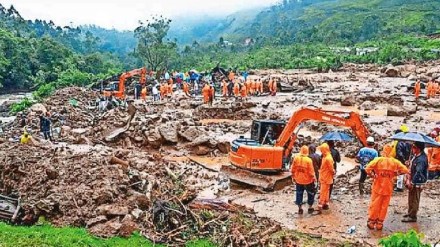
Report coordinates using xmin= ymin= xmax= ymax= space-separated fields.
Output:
xmin=132 ymin=68 xmax=280 ymax=105
xmin=291 ymin=124 xmax=440 ymax=231
xmin=414 ymin=79 xmax=439 ymax=99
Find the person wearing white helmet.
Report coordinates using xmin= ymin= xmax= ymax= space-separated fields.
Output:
xmin=356 ymin=136 xmax=379 ymax=195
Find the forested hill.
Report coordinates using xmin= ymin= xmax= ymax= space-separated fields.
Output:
xmin=246 ymin=0 xmax=440 ymax=45
xmin=0 ymin=4 xmax=133 ymax=92
xmin=175 ymin=0 xmax=440 ymax=45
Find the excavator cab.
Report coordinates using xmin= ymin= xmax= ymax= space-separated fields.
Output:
xmin=103 ymin=82 xmax=119 ymax=97
xmin=230 ymin=120 xmax=287 ymax=173
xmin=251 ymin=120 xmax=286 ymax=144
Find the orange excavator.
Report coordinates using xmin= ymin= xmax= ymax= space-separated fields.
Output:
xmin=224 ymin=107 xmax=369 ymax=190
xmin=103 ymin=68 xmax=147 ymax=99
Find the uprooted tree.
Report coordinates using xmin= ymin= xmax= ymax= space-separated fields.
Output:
xmin=134 ymin=16 xmax=177 ymax=72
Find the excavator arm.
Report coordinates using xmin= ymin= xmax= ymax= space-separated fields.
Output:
xmin=226 ymin=106 xmax=370 ymax=190
xmin=117 ymin=68 xmax=147 ymax=98
xmin=276 ymin=107 xmax=369 ymax=160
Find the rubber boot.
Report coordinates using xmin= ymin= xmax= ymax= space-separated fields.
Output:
xmin=367 ymin=219 xmax=376 ymax=230
xmin=376 ymin=220 xmax=384 ymax=230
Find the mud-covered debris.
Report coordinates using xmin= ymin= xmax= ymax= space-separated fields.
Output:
xmin=341 ymin=96 xmax=356 ymax=106
xmin=159 ymin=122 xmax=179 ymax=143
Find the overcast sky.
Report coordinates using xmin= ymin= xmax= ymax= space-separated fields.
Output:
xmin=0 ymin=0 xmax=278 ymax=30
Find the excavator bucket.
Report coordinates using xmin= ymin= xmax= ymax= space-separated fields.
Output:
xmin=220 ymin=165 xmax=292 ymax=191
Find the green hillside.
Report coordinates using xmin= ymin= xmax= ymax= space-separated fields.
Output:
xmin=245 ymin=0 xmax=440 ymax=45
xmin=168 ymin=7 xmax=263 ymax=45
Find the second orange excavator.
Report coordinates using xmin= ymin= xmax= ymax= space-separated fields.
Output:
xmin=103 ymin=68 xmax=147 ymax=99
xmin=224 ymin=107 xmax=370 ymax=190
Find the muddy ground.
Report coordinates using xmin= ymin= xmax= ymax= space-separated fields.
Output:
xmin=0 ymin=61 xmax=440 ymax=246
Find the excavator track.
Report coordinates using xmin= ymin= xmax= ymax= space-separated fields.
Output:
xmin=220 ymin=165 xmax=292 ymax=191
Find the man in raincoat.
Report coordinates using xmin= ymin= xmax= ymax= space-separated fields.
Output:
xmin=202 ymin=83 xmax=211 ymax=104
xmin=221 ymin=80 xmax=228 ymax=97
xmin=427 ymin=80 xmax=434 ymax=98
xmin=414 ymin=80 xmax=421 ymax=99
xmin=182 ymin=81 xmax=190 ymax=97
xmin=318 ymin=143 xmax=335 ymax=211
xmin=291 ymin=146 xmax=316 ymax=214
xmin=402 ymin=142 xmax=428 ymax=223
xmin=427 ymin=133 xmax=440 ymax=180
xmin=365 ymin=144 xmax=408 ymax=230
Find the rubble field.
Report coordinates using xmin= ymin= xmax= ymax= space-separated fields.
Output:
xmin=1 ymin=61 xmax=440 ymax=246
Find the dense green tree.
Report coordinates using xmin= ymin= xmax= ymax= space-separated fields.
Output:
xmin=134 ymin=16 xmax=177 ymax=71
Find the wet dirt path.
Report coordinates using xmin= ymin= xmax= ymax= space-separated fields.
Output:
xmin=228 ymin=184 xmax=440 ymax=245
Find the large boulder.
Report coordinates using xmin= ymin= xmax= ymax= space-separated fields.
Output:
xmin=96 ymin=204 xmax=129 ymax=216
xmin=387 ymin=103 xmax=417 ymax=117
xmin=408 ymin=74 xmax=418 ymax=81
xmin=187 ymin=136 xmax=210 ymax=147
xmin=404 ymin=64 xmax=417 ymax=73
xmin=178 ymin=126 xmax=207 ymax=142
xmin=426 ymin=98 xmax=440 ymax=108
xmin=30 ymin=103 xmax=47 ymax=113
xmin=119 ymin=215 xmax=139 ymax=237
xmin=427 ymin=67 xmax=440 ymax=77
xmin=217 ymin=141 xmax=231 ymax=154
xmin=159 ymin=122 xmax=178 ymax=143
xmin=193 ymin=145 xmax=211 ymax=155
xmin=384 ymin=66 xmax=400 ymax=77
xmin=360 ymin=101 xmax=375 ymax=111
xmin=145 ymin=128 xmax=163 ymax=148
xmin=341 ymin=96 xmax=356 ymax=106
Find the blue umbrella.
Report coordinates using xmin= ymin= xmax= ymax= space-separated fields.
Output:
xmin=390 ymin=132 xmax=440 ymax=148
xmin=319 ymin=131 xmax=353 ymax=142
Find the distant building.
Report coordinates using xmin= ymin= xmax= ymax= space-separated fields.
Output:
xmin=244 ymin=37 xmax=255 ymax=46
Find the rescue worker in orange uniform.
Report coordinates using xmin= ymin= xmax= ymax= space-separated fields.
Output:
xmin=246 ymin=79 xmax=252 ymax=95
xmin=240 ymin=82 xmax=247 ymax=99
xmin=233 ymin=81 xmax=240 ymax=97
xmin=228 ymin=70 xmax=235 ymax=82
xmin=160 ymin=82 xmax=166 ymax=100
xmin=271 ymin=78 xmax=278 ymax=96
xmin=167 ymin=80 xmax=173 ymax=95
xmin=428 ymin=133 xmax=440 ymax=179
xmin=414 ymin=80 xmax=421 ymax=99
xmin=268 ymin=78 xmax=277 ymax=96
xmin=251 ymin=79 xmax=257 ymax=96
xmin=221 ymin=80 xmax=228 ymax=97
xmin=202 ymin=83 xmax=211 ymax=104
xmin=434 ymin=81 xmax=439 ymax=97
xmin=141 ymin=85 xmax=147 ymax=101
xmin=258 ymin=79 xmax=264 ymax=95
xmin=365 ymin=144 xmax=409 ymax=230
xmin=291 ymin=146 xmax=316 ymax=214
xmin=427 ymin=80 xmax=434 ymax=98
xmin=318 ymin=143 xmax=335 ymax=211
xmin=183 ymin=81 xmax=190 ymax=97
